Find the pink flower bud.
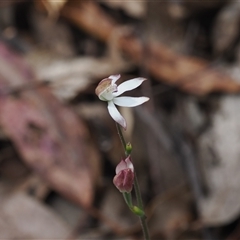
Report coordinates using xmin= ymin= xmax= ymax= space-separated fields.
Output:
xmin=113 ymin=157 xmax=134 ymax=193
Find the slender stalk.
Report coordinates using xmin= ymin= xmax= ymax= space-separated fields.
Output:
xmin=116 ymin=123 xmax=127 ymax=154
xmin=123 ymin=192 xmax=133 ymax=208
xmin=133 ymin=173 xmax=143 ymax=210
xmin=140 ymin=216 xmax=150 ymax=240
xmin=115 ymin=123 xmax=150 ymax=240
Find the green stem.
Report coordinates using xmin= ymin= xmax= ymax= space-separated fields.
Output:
xmin=115 ymin=123 xmax=150 ymax=240
xmin=140 ymin=216 xmax=150 ymax=240
xmin=133 ymin=173 xmax=143 ymax=210
xmin=123 ymin=192 xmax=133 ymax=208
xmin=116 ymin=123 xmax=127 ymax=155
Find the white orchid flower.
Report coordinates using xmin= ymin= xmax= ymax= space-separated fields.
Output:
xmin=95 ymin=74 xmax=149 ymax=129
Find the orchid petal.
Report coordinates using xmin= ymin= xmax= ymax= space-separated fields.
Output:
xmin=115 ymin=157 xmax=134 ymax=174
xmin=113 ymin=169 xmax=134 ymax=193
xmin=113 ymin=77 xmax=146 ymax=97
xmin=113 ymin=96 xmax=149 ymax=107
xmin=115 ymin=159 xmax=127 ymax=174
xmin=107 ymin=101 xmax=127 ymax=129
xmin=109 ymin=74 xmax=121 ymax=84
xmin=125 ymin=156 xmax=134 ymax=172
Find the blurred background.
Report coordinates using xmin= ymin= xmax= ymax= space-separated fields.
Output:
xmin=1 ymin=0 xmax=240 ymax=239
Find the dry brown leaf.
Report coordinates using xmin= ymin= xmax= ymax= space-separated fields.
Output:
xmin=26 ymin=8 xmax=133 ymax=100
xmin=26 ymin=50 xmax=132 ymax=100
xmin=147 ymin=189 xmax=193 ymax=239
xmin=0 ymin=192 xmax=70 ymax=238
xmin=212 ymin=2 xmax=240 ymax=55
xmin=61 ymin=1 xmax=240 ymax=95
xmin=39 ymin=0 xmax=67 ymax=17
xmin=0 ymin=42 xmax=96 ymax=208
xmin=99 ymin=0 xmax=146 ymax=18
xmin=198 ymin=95 xmax=240 ymax=226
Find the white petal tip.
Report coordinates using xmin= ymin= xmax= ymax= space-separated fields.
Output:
xmin=119 ymin=120 xmax=127 ymax=130
xmin=144 ymin=97 xmax=150 ymax=102
xmin=117 ymin=117 xmax=127 ymax=130
xmin=107 ymin=101 xmax=127 ymax=130
xmin=132 ymin=77 xmax=147 ymax=82
xmin=136 ymin=96 xmax=149 ymax=106
xmin=139 ymin=77 xmax=147 ymax=81
xmin=109 ymin=74 xmax=121 ymax=83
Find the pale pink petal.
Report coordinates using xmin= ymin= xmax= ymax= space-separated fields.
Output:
xmin=122 ymin=169 xmax=134 ymax=192
xmin=125 ymin=156 xmax=134 ymax=172
xmin=115 ymin=159 xmax=127 ymax=174
xmin=109 ymin=74 xmax=121 ymax=84
xmin=113 ymin=169 xmax=134 ymax=193
xmin=113 ymin=77 xmax=146 ymax=97
xmin=113 ymin=96 xmax=149 ymax=107
xmin=107 ymin=101 xmax=127 ymax=129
